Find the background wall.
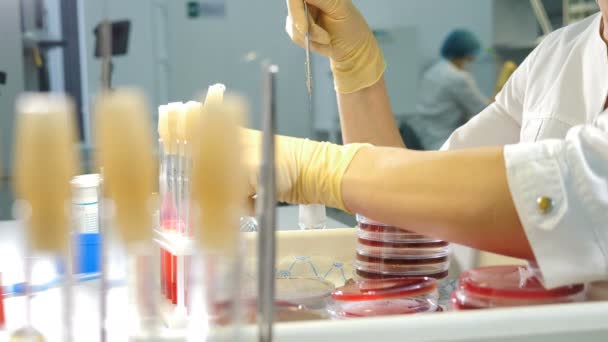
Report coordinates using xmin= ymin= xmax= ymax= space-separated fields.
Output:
xmin=163 ymin=1 xmax=311 ymax=137
xmin=356 ymin=0 xmax=496 ymax=101
xmin=0 ymin=0 xmax=26 ymax=177
xmin=77 ymin=0 xmax=502 ymax=142
xmin=79 ymin=0 xmax=159 ymax=144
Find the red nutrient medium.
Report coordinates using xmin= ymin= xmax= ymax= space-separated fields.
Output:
xmin=171 ymin=255 xmax=178 ymax=305
xmin=165 ymin=251 xmax=173 ymax=301
xmin=356 ymin=253 xmax=448 ymax=265
xmin=330 ymin=278 xmax=439 ymax=318
xmin=459 ymin=266 xmax=585 ymax=300
xmin=358 ymin=238 xmax=449 ymax=249
xmin=161 ymin=250 xmax=166 ymax=296
xmin=356 ymin=269 xmax=449 ymax=281
xmin=0 ymin=273 xmax=5 ymax=328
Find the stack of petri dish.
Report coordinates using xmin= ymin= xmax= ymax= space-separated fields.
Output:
xmin=450 ymin=265 xmax=586 ymax=310
xmin=355 ymin=215 xmax=450 ymax=282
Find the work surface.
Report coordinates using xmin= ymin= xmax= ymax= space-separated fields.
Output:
xmin=2 ymin=216 xmax=608 ymax=341
xmin=2 ymin=281 xmax=608 ymax=342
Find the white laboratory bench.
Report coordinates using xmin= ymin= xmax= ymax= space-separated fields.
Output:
xmin=2 ymin=217 xmax=608 ymax=341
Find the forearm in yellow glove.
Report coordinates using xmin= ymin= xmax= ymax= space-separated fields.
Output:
xmin=285 ymin=0 xmax=385 ymax=94
xmin=242 ymin=128 xmax=369 ymax=211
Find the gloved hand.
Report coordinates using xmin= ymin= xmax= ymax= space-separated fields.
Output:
xmin=241 ymin=128 xmax=370 ymax=211
xmin=286 ymin=0 xmax=385 ymax=94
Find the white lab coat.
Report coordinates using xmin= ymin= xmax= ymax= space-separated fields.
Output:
xmin=443 ymin=13 xmax=608 ymax=288
xmin=409 ymin=60 xmax=488 ymax=150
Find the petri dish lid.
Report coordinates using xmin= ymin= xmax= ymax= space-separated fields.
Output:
xmin=459 ymin=266 xmax=585 ymax=300
xmin=332 ymin=277 xmax=437 ymax=302
xmin=276 ymin=278 xmax=335 ymax=303
xmin=356 ymin=214 xmax=388 ymax=226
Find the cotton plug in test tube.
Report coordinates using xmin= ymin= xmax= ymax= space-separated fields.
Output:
xmin=94 ymin=89 xmax=160 ymax=336
xmin=12 ymin=93 xmax=79 ymax=342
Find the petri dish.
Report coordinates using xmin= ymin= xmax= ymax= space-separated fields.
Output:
xmin=213 ymin=300 xmax=327 ymax=324
xmin=328 ymin=278 xmax=439 ymax=318
xmin=357 ymin=238 xmax=450 ymax=259
xmin=356 ymin=268 xmax=449 ymax=281
xmin=354 ymin=254 xmax=450 ymax=275
xmin=451 ymin=266 xmax=586 ymax=310
xmin=356 ymin=214 xmax=440 ymax=242
xmin=275 ymin=277 xmax=335 ymax=310
xmin=356 ymin=253 xmax=449 ymax=264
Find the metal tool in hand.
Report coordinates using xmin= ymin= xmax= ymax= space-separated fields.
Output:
xmin=304 ymin=2 xmax=313 ymax=109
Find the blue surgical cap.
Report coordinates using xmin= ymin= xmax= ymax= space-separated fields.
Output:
xmin=440 ymin=29 xmax=481 ymax=59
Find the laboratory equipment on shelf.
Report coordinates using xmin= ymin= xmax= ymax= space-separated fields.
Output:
xmin=11 ymin=93 xmax=80 ymax=342
xmin=94 ymin=89 xmax=165 ymax=340
xmin=355 ymin=215 xmax=450 ymax=281
xmin=257 ymin=63 xmax=279 ymax=342
xmin=328 ymin=278 xmax=440 ymax=319
xmin=188 ymin=92 xmax=248 ymax=341
xmin=450 ymin=265 xmax=586 ymax=310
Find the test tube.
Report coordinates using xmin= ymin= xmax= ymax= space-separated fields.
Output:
xmin=12 ymin=93 xmax=79 ymax=342
xmin=158 ymin=105 xmax=170 ymax=301
xmin=167 ymin=102 xmax=182 ymax=305
xmin=188 ymin=94 xmax=246 ymax=341
xmin=94 ymin=89 xmax=161 ymax=337
xmin=174 ymin=103 xmax=189 ymax=324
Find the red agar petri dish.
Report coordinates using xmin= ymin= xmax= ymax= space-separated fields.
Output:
xmin=356 ymin=214 xmax=442 ymax=242
xmin=356 ymin=253 xmax=448 ymax=265
xmin=451 ymin=266 xmax=586 ymax=310
xmin=329 ymin=278 xmax=439 ymax=318
xmin=356 ymin=268 xmax=449 ymax=281
xmin=357 ymin=238 xmax=450 ymax=259
xmin=355 ymin=257 xmax=450 ymax=275
xmin=357 ymin=238 xmax=449 ymax=249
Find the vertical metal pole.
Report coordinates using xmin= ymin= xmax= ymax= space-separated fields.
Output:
xmin=257 ymin=63 xmax=278 ymax=342
xmin=98 ymin=177 xmax=107 ymax=342
xmin=99 ymin=19 xmax=112 ymax=90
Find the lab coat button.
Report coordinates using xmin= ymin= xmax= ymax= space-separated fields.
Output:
xmin=536 ymin=196 xmax=553 ymax=215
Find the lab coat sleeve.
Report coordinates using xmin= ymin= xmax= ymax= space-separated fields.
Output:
xmin=441 ymin=102 xmax=521 ymax=150
xmin=441 ymin=42 xmax=534 ymax=151
xmin=504 ymin=113 xmax=608 ymax=288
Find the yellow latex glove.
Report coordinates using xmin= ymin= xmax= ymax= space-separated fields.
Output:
xmin=286 ymin=0 xmax=385 ymax=94
xmin=241 ymin=128 xmax=369 ymax=211
xmin=495 ymin=61 xmax=517 ymax=94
